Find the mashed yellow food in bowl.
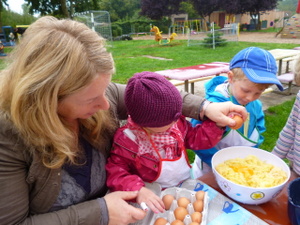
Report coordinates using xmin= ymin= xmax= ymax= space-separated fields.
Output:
xmin=212 ymin=146 xmax=290 ymax=204
xmin=216 ymin=155 xmax=287 ymax=188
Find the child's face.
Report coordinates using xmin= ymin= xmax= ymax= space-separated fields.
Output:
xmin=144 ymin=121 xmax=176 ymax=134
xmin=228 ymin=72 xmax=266 ymax=106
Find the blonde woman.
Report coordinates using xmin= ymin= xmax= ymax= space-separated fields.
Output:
xmin=0 ymin=16 xmax=247 ymax=225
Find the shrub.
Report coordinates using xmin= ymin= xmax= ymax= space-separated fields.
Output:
xmin=202 ymin=31 xmax=227 ymax=48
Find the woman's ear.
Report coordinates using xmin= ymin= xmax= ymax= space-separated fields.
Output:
xmin=227 ymin=71 xmax=234 ymax=83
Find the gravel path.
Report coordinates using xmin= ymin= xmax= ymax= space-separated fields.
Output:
xmin=238 ymin=32 xmax=299 ymax=44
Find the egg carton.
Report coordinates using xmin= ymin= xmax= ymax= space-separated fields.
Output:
xmin=143 ymin=187 xmax=209 ymax=225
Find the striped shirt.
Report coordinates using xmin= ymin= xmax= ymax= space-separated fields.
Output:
xmin=272 ymin=91 xmax=300 ymax=176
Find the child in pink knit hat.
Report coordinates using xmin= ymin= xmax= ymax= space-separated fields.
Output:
xmin=105 ymin=71 xmax=224 ymax=213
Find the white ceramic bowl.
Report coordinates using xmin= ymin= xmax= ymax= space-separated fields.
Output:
xmin=211 ymin=146 xmax=291 ymax=205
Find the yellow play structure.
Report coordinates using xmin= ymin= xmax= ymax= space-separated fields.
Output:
xmin=150 ymin=25 xmax=177 ymax=45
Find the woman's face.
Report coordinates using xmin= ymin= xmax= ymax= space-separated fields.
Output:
xmin=58 ymin=74 xmax=111 ymax=123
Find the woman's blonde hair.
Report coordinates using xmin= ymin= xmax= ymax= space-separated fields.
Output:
xmin=0 ymin=16 xmax=117 ymax=168
xmin=231 ymin=68 xmax=272 ymax=90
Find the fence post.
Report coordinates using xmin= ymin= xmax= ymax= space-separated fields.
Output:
xmin=211 ymin=22 xmax=215 ymax=49
xmin=91 ymin=12 xmax=95 ymax=32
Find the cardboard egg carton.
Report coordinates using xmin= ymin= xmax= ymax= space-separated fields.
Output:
xmin=142 ymin=186 xmax=209 ymax=225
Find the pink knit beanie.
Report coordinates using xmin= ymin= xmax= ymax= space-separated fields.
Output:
xmin=125 ymin=71 xmax=182 ymax=127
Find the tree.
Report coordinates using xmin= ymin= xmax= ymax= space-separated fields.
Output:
xmin=179 ymin=1 xmax=199 ymax=19
xmin=217 ymin=0 xmax=278 ymax=30
xmin=221 ymin=0 xmax=245 ymax=15
xmin=25 ymin=0 xmax=98 ymax=18
xmin=239 ymin=0 xmax=278 ymax=30
xmin=190 ymin=0 xmax=221 ymax=24
xmin=61 ymin=0 xmax=69 ymax=17
xmin=140 ymin=0 xmax=185 ymax=20
xmin=99 ymin=0 xmax=140 ymax=22
xmin=277 ymin=0 xmax=298 ymax=14
xmin=0 ymin=0 xmax=8 ymax=28
xmin=25 ymin=0 xmax=65 ymax=17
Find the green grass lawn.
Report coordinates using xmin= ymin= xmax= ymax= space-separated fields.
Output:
xmin=107 ymin=39 xmax=299 ymax=83
xmin=260 ymin=97 xmax=296 ymax=151
xmin=1 ymin=38 xmax=298 ymax=82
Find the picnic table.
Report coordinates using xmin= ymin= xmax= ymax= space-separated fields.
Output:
xmin=155 ymin=62 xmax=230 ymax=93
xmin=268 ymin=49 xmax=300 ymax=75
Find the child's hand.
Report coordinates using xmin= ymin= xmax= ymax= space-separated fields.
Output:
xmin=136 ymin=187 xmax=165 ymax=213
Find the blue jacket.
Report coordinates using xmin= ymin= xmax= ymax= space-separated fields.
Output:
xmin=191 ymin=76 xmax=266 ymax=167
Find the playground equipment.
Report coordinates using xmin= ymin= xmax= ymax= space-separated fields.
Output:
xmin=150 ymin=25 xmax=177 ymax=45
xmin=15 ymin=25 xmax=29 ymax=42
xmin=275 ymin=0 xmax=300 ymax=39
xmin=0 ymin=41 xmax=7 ymax=56
xmin=0 ymin=26 xmax=15 ymax=46
xmin=172 ymin=18 xmax=209 ymax=33
xmin=278 ymin=14 xmax=300 ymax=39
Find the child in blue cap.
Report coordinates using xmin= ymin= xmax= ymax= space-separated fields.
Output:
xmin=192 ymin=47 xmax=284 ymax=177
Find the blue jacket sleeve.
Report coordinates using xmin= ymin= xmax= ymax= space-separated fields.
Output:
xmin=253 ymin=101 xmax=266 ymax=147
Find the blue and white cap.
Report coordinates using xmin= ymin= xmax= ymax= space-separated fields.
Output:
xmin=230 ymin=47 xmax=283 ymax=91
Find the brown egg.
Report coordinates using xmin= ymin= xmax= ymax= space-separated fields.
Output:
xmin=229 ymin=114 xmax=243 ymax=130
xmin=193 ymin=200 xmax=204 ymax=212
xmin=177 ymin=197 xmax=190 ymax=208
xmin=171 ymin=219 xmax=185 ymax=225
xmin=195 ymin=190 xmax=205 ymax=201
xmin=162 ymin=194 xmax=175 ymax=210
xmin=189 ymin=222 xmax=200 ymax=225
xmin=174 ymin=206 xmax=188 ymax=221
xmin=154 ymin=217 xmax=168 ymax=225
xmin=191 ymin=211 xmax=202 ymax=223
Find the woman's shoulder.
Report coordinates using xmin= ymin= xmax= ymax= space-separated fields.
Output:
xmin=0 ymin=112 xmax=32 ymax=162
xmin=0 ymin=112 xmax=19 ymax=138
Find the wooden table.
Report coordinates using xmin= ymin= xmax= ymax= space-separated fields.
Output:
xmin=155 ymin=62 xmax=229 ymax=93
xmin=198 ymin=170 xmax=298 ymax=225
xmin=269 ymin=49 xmax=300 ymax=75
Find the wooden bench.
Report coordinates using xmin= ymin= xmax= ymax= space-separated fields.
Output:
xmin=156 ymin=62 xmax=230 ymax=93
xmin=277 ymin=72 xmax=294 ymax=95
xmin=169 ymin=75 xmax=220 ymax=94
xmin=282 ymin=56 xmax=298 ymax=73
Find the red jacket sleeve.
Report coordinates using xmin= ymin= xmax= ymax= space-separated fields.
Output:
xmin=105 ymin=132 xmax=146 ymax=192
xmin=178 ymin=116 xmax=224 ymax=150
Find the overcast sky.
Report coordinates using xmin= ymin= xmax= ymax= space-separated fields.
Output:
xmin=7 ymin=0 xmax=25 ymax=14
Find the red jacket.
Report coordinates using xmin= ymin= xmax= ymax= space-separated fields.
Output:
xmin=106 ymin=116 xmax=223 ymax=192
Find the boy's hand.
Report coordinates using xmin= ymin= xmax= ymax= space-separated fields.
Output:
xmin=136 ymin=187 xmax=165 ymax=214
